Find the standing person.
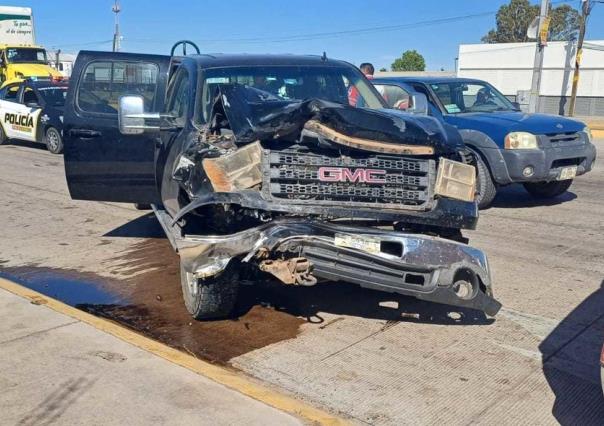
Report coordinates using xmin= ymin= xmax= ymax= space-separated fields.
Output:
xmin=359 ymin=62 xmax=375 ymax=79
xmin=349 ymin=62 xmax=375 ymax=106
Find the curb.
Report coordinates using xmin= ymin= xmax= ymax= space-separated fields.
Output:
xmin=0 ymin=276 xmax=348 ymax=426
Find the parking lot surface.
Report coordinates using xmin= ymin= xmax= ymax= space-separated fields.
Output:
xmin=1 ymin=139 xmax=603 ymax=425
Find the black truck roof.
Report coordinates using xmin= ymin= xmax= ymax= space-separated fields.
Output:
xmin=177 ymin=53 xmax=355 ymax=69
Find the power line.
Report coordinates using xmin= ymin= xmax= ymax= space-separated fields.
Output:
xmin=48 ymin=0 xmax=578 ymax=49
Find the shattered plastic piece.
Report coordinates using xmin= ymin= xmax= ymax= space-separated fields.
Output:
xmin=202 ymin=141 xmax=263 ymax=192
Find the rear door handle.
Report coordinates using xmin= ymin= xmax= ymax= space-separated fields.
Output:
xmin=70 ymin=129 xmax=102 ymax=139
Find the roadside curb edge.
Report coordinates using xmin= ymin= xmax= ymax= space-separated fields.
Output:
xmin=0 ymin=276 xmax=348 ymax=426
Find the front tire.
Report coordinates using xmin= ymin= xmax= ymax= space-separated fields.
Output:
xmin=469 ymin=149 xmax=497 ymax=209
xmin=0 ymin=125 xmax=8 ymax=145
xmin=45 ymin=127 xmax=63 ymax=154
xmin=523 ymin=179 xmax=573 ymax=198
xmin=180 ymin=261 xmax=239 ymax=320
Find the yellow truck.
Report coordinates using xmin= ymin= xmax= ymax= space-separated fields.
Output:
xmin=0 ymin=6 xmax=61 ymax=87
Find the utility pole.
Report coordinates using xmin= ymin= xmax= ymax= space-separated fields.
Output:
xmin=528 ymin=0 xmax=550 ymax=113
xmin=568 ymin=0 xmax=593 ymax=116
xmin=112 ymin=0 xmax=121 ymax=52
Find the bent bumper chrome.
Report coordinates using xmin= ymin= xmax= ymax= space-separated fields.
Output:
xmin=159 ymin=213 xmax=500 ymax=316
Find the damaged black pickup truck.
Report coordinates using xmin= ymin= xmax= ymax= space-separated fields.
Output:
xmin=63 ymin=44 xmax=501 ymax=320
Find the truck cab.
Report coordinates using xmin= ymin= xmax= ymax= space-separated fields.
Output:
xmin=61 ymin=47 xmax=500 ymax=320
xmin=0 ymin=44 xmax=62 ymax=87
xmin=372 ymin=77 xmax=597 ymax=208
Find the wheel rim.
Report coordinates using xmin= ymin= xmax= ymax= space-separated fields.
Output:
xmin=47 ymin=130 xmax=59 ymax=151
xmin=184 ymin=270 xmax=199 ymax=296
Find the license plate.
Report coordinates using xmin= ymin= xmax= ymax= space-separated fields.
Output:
xmin=558 ymin=166 xmax=577 ymax=180
xmin=334 ymin=233 xmax=381 ymax=254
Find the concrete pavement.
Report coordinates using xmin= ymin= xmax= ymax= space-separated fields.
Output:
xmin=1 ymin=139 xmax=603 ymax=424
xmin=0 ymin=279 xmax=314 ymax=426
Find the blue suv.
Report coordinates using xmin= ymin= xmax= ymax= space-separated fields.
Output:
xmin=372 ymin=77 xmax=597 ymax=208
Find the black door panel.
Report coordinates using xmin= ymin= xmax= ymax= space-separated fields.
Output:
xmin=64 ymin=51 xmax=170 ymax=203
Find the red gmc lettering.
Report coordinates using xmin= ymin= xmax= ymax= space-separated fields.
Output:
xmin=318 ymin=167 xmax=386 ymax=183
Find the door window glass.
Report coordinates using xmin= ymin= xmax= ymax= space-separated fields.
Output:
xmin=374 ymin=84 xmax=411 ymax=110
xmin=23 ymin=88 xmax=41 ymax=106
xmin=0 ymin=84 xmax=20 ymax=102
xmin=77 ymin=61 xmax=159 ymax=114
xmin=165 ymin=68 xmax=190 ymax=124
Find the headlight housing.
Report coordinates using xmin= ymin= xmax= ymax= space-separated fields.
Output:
xmin=435 ymin=158 xmax=476 ymax=203
xmin=583 ymin=126 xmax=593 ymax=143
xmin=504 ymin=132 xmax=538 ymax=149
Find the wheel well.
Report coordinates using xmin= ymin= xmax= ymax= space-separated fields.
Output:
xmin=464 ymin=143 xmax=495 ymax=181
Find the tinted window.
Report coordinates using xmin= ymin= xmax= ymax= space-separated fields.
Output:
xmin=77 ymin=61 xmax=159 ymax=114
xmin=166 ymin=68 xmax=190 ymax=124
xmin=22 ymin=88 xmax=40 ymax=105
xmin=38 ymin=86 xmax=68 ymax=107
xmin=0 ymin=84 xmax=19 ymax=101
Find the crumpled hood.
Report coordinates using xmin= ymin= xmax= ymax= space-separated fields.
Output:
xmin=446 ymin=111 xmax=585 ymax=135
xmin=212 ymin=84 xmax=459 ymax=156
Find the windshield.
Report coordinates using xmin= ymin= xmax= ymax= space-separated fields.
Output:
xmin=198 ymin=65 xmax=384 ymax=123
xmin=6 ymin=48 xmax=48 ymax=64
xmin=429 ymin=81 xmax=516 ymax=114
xmin=37 ymin=86 xmax=68 ymax=106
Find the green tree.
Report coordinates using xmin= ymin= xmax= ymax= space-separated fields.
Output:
xmin=379 ymin=67 xmax=387 ymax=72
xmin=391 ymin=50 xmax=426 ymax=72
xmin=482 ymin=0 xmax=580 ymax=43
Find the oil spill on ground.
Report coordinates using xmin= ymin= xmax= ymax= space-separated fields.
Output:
xmin=99 ymin=238 xmax=306 ymax=363
xmin=0 ymin=235 xmax=490 ymax=364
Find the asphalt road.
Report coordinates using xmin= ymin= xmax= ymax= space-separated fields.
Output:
xmin=0 ymin=139 xmax=603 ymax=425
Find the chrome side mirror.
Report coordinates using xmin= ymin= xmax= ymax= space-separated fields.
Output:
xmin=118 ymin=95 xmax=160 ymax=135
xmin=408 ymin=93 xmax=428 ymax=115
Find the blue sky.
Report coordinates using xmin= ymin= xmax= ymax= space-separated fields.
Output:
xmin=12 ymin=0 xmax=604 ymax=70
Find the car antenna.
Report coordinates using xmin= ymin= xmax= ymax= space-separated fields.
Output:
xmin=321 ymin=51 xmax=327 ymax=62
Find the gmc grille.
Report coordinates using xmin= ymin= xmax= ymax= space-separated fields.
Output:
xmin=262 ymin=150 xmax=435 ymax=210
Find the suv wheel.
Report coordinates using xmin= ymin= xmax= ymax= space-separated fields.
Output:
xmin=469 ymin=149 xmax=497 ymax=209
xmin=45 ymin=127 xmax=63 ymax=154
xmin=0 ymin=125 xmax=8 ymax=145
xmin=180 ymin=261 xmax=239 ymax=320
xmin=523 ymin=179 xmax=573 ymax=198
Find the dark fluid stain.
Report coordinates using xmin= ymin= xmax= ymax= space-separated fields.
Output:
xmin=97 ymin=239 xmax=306 ymax=363
xmin=0 ymin=219 xmax=491 ymax=364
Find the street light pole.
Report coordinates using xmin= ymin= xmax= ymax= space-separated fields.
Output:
xmin=568 ymin=0 xmax=593 ymax=117
xmin=112 ymin=0 xmax=121 ymax=52
xmin=528 ymin=0 xmax=550 ymax=113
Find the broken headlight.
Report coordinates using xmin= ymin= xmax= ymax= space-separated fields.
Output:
xmin=504 ymin=131 xmax=538 ymax=149
xmin=202 ymin=141 xmax=263 ymax=192
xmin=435 ymin=158 xmax=476 ymax=203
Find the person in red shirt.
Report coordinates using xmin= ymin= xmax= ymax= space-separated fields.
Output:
xmin=348 ymin=62 xmax=374 ymax=107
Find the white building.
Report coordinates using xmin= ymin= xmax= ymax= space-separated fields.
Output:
xmin=457 ymin=41 xmax=604 ymax=116
xmin=48 ymin=52 xmax=77 ymax=77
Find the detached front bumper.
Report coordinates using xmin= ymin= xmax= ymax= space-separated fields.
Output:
xmin=172 ymin=217 xmax=500 ymax=316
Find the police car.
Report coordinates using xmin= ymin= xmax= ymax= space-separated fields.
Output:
xmin=0 ymin=77 xmax=68 ymax=154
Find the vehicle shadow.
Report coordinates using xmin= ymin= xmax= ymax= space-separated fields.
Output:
xmin=103 ymin=212 xmax=166 ymax=238
xmin=235 ymin=279 xmax=495 ymax=326
xmin=489 ymin=184 xmax=577 ymax=209
xmin=539 ymin=280 xmax=604 ymax=425
xmin=4 ymin=139 xmax=48 ymax=152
